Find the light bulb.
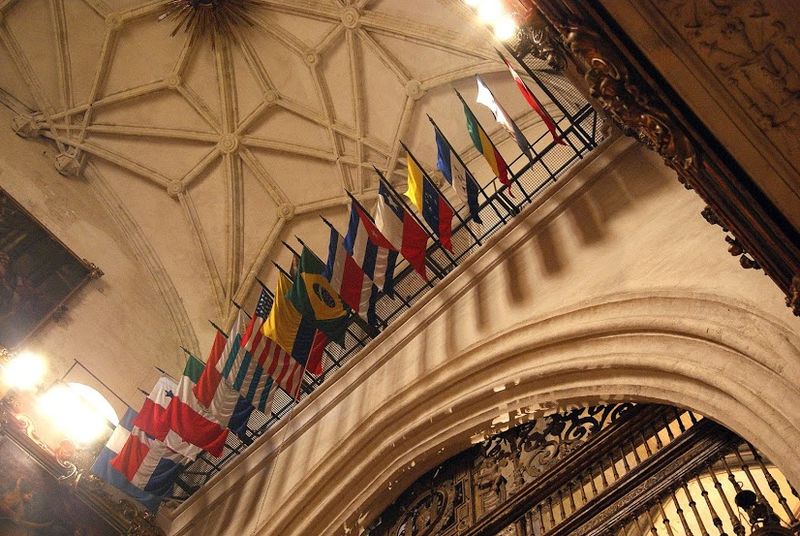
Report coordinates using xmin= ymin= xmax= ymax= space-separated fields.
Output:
xmin=494 ymin=16 xmax=518 ymax=41
xmin=37 ymin=383 xmax=114 ymax=446
xmin=2 ymin=351 xmax=46 ymax=391
xmin=477 ymin=1 xmax=503 ymax=25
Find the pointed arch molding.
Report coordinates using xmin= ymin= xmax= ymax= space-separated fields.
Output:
xmin=166 ymin=290 xmax=800 ymax=536
xmin=84 ymin=162 xmax=199 ymax=354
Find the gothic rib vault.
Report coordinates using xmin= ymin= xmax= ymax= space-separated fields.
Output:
xmin=0 ymin=0 xmax=564 ymax=360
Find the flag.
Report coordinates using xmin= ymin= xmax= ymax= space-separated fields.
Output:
xmin=162 ymin=355 xmax=230 ymax=459
xmin=434 ymin=125 xmax=482 ymax=224
xmin=476 ymin=75 xmax=532 ymax=160
xmin=326 ymin=226 xmax=379 ymax=326
xmin=344 ymin=201 xmax=399 ymax=295
xmin=193 ymin=328 xmax=255 ymax=440
xmin=375 ymin=181 xmax=428 ymax=278
xmin=218 ymin=289 xmax=293 ymax=407
xmin=110 ymin=422 xmax=184 ymax=498
xmin=462 ymin=98 xmax=512 ymax=194
xmin=131 ymin=376 xmax=175 ymax=441
xmin=91 ymin=409 xmax=163 ymax=511
xmin=288 ymin=247 xmax=349 ymax=343
xmin=405 ymin=154 xmax=424 ymax=212
xmin=498 ymin=50 xmax=564 ymax=145
xmin=262 ymin=272 xmax=317 ymax=363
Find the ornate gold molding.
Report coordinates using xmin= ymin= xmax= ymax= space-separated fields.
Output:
xmin=0 ymin=400 xmax=164 ymax=535
xmin=533 ymin=0 xmax=800 ymax=315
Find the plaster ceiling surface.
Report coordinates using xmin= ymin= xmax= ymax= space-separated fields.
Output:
xmin=0 ymin=0 xmax=559 ymax=356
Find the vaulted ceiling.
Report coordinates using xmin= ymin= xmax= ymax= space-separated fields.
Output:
xmin=0 ymin=0 xmax=559 ymax=354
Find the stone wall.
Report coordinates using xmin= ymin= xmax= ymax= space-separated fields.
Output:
xmin=163 ymin=137 xmax=800 ymax=536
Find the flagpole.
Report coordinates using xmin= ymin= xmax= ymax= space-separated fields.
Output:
xmin=371 ymin=165 xmax=451 ymax=279
xmin=495 ymin=47 xmax=589 ymax=152
xmin=319 ymin=215 xmax=412 ymax=313
xmin=426 ymin=113 xmax=492 ymax=203
xmin=453 ymin=89 xmax=520 ymax=214
xmin=400 ymin=140 xmax=482 ymax=247
xmin=208 ymin=320 xmax=228 ymax=338
xmin=345 ymin=188 xmax=437 ymax=287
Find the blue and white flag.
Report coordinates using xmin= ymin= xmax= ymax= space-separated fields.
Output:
xmin=90 ymin=409 xmax=164 ymax=511
xmin=434 ymin=127 xmax=482 ymax=224
xmin=344 ymin=201 xmax=399 ymax=295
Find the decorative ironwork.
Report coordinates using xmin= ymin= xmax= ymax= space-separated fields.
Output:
xmin=367 ymin=403 xmax=636 ymax=536
xmin=160 ymin=0 xmax=261 ymax=45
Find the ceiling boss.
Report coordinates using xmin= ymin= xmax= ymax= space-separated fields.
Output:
xmin=160 ymin=0 xmax=261 ymax=45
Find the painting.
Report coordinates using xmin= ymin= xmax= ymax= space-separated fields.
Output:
xmin=0 ymin=435 xmax=121 ymax=535
xmin=0 ymin=189 xmax=99 ymax=349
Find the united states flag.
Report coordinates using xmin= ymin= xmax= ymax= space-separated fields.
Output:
xmin=224 ymin=289 xmax=306 ymax=404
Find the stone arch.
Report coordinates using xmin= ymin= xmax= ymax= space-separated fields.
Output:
xmin=264 ymin=291 xmax=800 ymax=536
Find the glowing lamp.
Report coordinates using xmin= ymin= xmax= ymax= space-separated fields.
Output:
xmin=2 ymin=351 xmax=46 ymax=391
xmin=477 ymin=0 xmax=503 ymax=25
xmin=37 ymin=383 xmax=117 ymax=446
xmin=493 ymin=15 xmax=518 ymax=41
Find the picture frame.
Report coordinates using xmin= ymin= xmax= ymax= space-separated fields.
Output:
xmin=0 ymin=188 xmax=102 ymax=350
xmin=0 ymin=402 xmax=163 ymax=535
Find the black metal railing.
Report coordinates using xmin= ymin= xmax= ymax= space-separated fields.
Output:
xmin=170 ymin=58 xmax=607 ymax=501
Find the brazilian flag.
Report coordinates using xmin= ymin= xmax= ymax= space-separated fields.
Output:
xmin=288 ymin=247 xmax=348 ymax=344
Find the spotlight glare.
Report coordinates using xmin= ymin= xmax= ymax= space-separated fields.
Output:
xmin=477 ymin=1 xmax=503 ymax=25
xmin=2 ymin=351 xmax=46 ymax=391
xmin=494 ymin=16 xmax=518 ymax=41
xmin=464 ymin=0 xmax=481 ymax=6
xmin=37 ymin=384 xmax=112 ymax=446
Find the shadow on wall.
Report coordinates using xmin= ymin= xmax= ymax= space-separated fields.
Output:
xmin=444 ymin=142 xmax=676 ymax=357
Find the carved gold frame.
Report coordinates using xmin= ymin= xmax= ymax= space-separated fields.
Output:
xmin=0 ymin=400 xmax=164 ymax=536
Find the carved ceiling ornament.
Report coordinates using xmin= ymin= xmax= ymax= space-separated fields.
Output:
xmin=160 ymin=0 xmax=262 ymax=47
xmin=532 ymin=0 xmax=800 ymax=316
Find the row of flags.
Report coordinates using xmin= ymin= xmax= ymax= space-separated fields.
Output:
xmin=89 ymin=51 xmax=564 ymax=511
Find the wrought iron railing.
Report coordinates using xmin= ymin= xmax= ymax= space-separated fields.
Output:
xmin=170 ymin=50 xmax=606 ymax=501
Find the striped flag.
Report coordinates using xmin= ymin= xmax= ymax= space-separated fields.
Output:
xmin=91 ymin=409 xmax=163 ymax=511
xmin=110 ymin=418 xmax=184 ymax=498
xmin=460 ymin=92 xmax=512 ymax=194
xmin=220 ymin=289 xmax=305 ymax=405
xmin=326 ymin=226 xmax=379 ymax=326
xmin=498 ymin=50 xmax=564 ymax=145
xmin=433 ymin=124 xmax=482 ymax=224
xmin=404 ymin=152 xmax=454 ymax=251
xmin=375 ymin=181 xmax=428 ymax=278
xmin=344 ymin=200 xmax=399 ymax=295
xmin=192 ymin=329 xmax=255 ymax=439
xmin=162 ymin=355 xmax=231 ymax=459
xmin=476 ymin=75 xmax=532 ymax=160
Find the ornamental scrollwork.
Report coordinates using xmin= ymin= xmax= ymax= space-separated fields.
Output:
xmin=366 ymin=403 xmax=635 ymax=536
xmin=556 ymin=18 xmax=698 ymax=184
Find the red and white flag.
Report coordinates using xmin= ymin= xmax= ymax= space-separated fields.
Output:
xmin=131 ymin=376 xmax=176 ymax=441
xmin=498 ymin=50 xmax=564 ymax=145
